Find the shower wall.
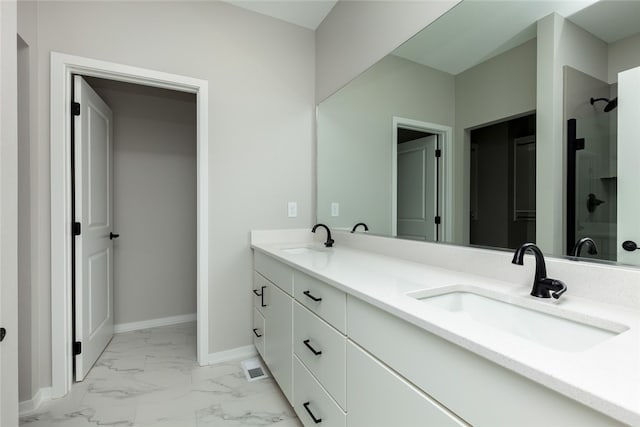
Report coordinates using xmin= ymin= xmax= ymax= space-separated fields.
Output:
xmin=564 ymin=66 xmax=617 ymax=260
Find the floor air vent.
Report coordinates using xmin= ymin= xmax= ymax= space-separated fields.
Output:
xmin=241 ymin=357 xmax=269 ymax=382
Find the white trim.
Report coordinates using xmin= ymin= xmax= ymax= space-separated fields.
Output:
xmin=207 ymin=345 xmax=258 ymax=365
xmin=50 ymin=52 xmax=209 ymax=399
xmin=392 ymin=117 xmax=453 ymax=241
xmin=114 ymin=313 xmax=197 ymax=334
xmin=18 ymin=387 xmax=52 ymax=416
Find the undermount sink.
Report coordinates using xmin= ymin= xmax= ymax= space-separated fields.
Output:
xmin=281 ymin=245 xmax=328 ymax=255
xmin=407 ymin=286 xmax=628 ymax=352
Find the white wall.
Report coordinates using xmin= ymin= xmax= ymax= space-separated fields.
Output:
xmin=536 ymin=14 xmax=608 ymax=255
xmin=454 ymin=39 xmax=537 ymax=244
xmin=315 ymin=0 xmax=460 ymax=102
xmin=1 ymin=0 xmax=20 ymax=423
xmin=317 ymin=55 xmax=454 ymax=235
xmin=608 ymin=32 xmax=640 ymax=84
xmin=87 ymin=78 xmax=197 ymax=326
xmin=22 ymin=0 xmax=314 ymax=398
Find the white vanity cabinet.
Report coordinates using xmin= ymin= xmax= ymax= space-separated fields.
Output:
xmin=253 ymin=252 xmax=294 ymax=402
xmin=347 ymin=296 xmax=627 ymax=427
xmin=347 ymin=340 xmax=467 ymax=427
xmin=252 ymin=250 xmax=627 ymax=427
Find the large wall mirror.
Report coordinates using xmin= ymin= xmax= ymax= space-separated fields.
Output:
xmin=317 ymin=0 xmax=640 ymax=267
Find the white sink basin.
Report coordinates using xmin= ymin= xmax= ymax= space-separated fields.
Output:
xmin=408 ymin=287 xmax=628 ymax=352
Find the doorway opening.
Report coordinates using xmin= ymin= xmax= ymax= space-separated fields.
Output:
xmin=70 ymin=75 xmax=198 ymax=381
xmin=51 ymin=53 xmax=209 ymax=398
xmin=392 ymin=117 xmax=452 ymax=241
xmin=469 ymin=113 xmax=536 ymax=250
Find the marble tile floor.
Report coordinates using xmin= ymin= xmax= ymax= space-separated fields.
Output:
xmin=20 ymin=322 xmax=301 ymax=427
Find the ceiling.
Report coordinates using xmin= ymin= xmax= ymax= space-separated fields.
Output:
xmin=222 ymin=0 xmax=338 ymax=30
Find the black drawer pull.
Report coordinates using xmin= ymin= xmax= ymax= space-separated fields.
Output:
xmin=303 ymin=402 xmax=322 ymax=424
xmin=303 ymin=290 xmax=322 ymax=302
xmin=261 ymin=286 xmax=267 ymax=307
xmin=253 ymin=328 xmax=262 ymax=338
xmin=303 ymin=339 xmax=322 ymax=356
xmin=253 ymin=289 xmax=262 ymax=296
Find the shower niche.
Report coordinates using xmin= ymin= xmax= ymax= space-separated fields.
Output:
xmin=565 ymin=66 xmax=618 ymax=261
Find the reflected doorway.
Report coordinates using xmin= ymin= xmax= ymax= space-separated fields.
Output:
xmin=396 ymin=128 xmax=440 ymax=241
xmin=469 ymin=113 xmax=536 ymax=249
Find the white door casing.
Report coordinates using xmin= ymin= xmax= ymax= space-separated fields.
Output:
xmin=391 ymin=117 xmax=452 ymax=241
xmin=617 ymin=66 xmax=640 ymax=266
xmin=73 ymin=76 xmax=114 ymax=380
xmin=397 ymin=135 xmax=438 ymax=241
xmin=51 ymin=52 xmax=209 ymax=397
xmin=0 ymin=0 xmax=19 ymax=423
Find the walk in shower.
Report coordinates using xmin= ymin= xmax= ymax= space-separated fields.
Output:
xmin=565 ymin=66 xmax=618 ymax=261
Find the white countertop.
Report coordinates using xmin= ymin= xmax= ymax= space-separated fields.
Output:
xmin=251 ymin=237 xmax=640 ymax=426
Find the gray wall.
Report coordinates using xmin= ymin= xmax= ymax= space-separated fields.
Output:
xmin=87 ymin=78 xmax=197 ymax=326
xmin=17 ymin=0 xmax=41 ymax=403
xmin=315 ymin=0 xmax=460 ymax=102
xmin=18 ymin=0 xmax=315 ymax=400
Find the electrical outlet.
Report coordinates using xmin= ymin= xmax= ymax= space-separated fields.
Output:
xmin=288 ymin=202 xmax=297 ymax=218
xmin=331 ymin=202 xmax=339 ymax=217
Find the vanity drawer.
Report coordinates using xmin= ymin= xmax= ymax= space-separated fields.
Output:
xmin=294 ymin=270 xmax=346 ymax=334
xmin=347 ymin=296 xmax=626 ymax=427
xmin=294 ymin=302 xmax=346 ymax=409
xmin=293 ymin=355 xmax=346 ymax=427
xmin=253 ymin=307 xmax=265 ymax=358
xmin=254 ymin=251 xmax=293 ymax=295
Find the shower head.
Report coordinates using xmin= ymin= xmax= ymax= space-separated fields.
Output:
xmin=590 ymin=97 xmax=617 ymax=112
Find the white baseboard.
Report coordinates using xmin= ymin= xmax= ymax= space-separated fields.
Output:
xmin=206 ymin=345 xmax=257 ymax=365
xmin=19 ymin=387 xmax=52 ymax=416
xmin=114 ymin=313 xmax=196 ymax=333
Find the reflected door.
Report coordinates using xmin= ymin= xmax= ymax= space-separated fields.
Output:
xmin=397 ymin=135 xmax=438 ymax=241
xmin=73 ymin=75 xmax=115 ymax=380
xmin=617 ymin=66 xmax=640 ymax=266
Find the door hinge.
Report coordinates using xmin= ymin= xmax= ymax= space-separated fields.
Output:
xmin=73 ymin=222 xmax=81 ymax=236
xmin=435 ymin=149 xmax=442 ymax=158
xmin=73 ymin=341 xmax=82 ymax=355
xmin=72 ymin=102 xmax=81 ymax=116
xmin=435 ymin=216 xmax=441 ymax=225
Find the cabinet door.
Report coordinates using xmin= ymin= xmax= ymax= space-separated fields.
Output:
xmin=264 ymin=282 xmax=293 ymax=403
xmin=347 ymin=341 xmax=467 ymax=427
xmin=253 ymin=307 xmax=265 ymax=359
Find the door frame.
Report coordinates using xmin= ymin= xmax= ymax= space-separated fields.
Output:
xmin=392 ymin=117 xmax=453 ymax=241
xmin=50 ymin=52 xmax=209 ymax=398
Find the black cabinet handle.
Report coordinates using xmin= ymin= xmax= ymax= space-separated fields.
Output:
xmin=303 ymin=290 xmax=322 ymax=302
xmin=253 ymin=328 xmax=262 ymax=338
xmin=260 ymin=286 xmax=266 ymax=307
xmin=622 ymin=240 xmax=639 ymax=252
xmin=303 ymin=402 xmax=322 ymax=424
xmin=0 ymin=327 xmax=6 ymax=342
xmin=109 ymin=232 xmax=120 ymax=240
xmin=303 ymin=339 xmax=322 ymax=356
xmin=253 ymin=289 xmax=262 ymax=297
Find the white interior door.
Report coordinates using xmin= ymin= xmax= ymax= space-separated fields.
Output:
xmin=397 ymin=135 xmax=438 ymax=241
xmin=74 ymin=75 xmax=114 ymax=380
xmin=617 ymin=66 xmax=640 ymax=266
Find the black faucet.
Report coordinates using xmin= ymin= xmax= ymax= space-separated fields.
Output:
xmin=351 ymin=222 xmax=369 ymax=233
xmin=312 ymin=223 xmax=334 ymax=248
xmin=571 ymin=237 xmax=598 ymax=257
xmin=512 ymin=243 xmax=567 ymax=299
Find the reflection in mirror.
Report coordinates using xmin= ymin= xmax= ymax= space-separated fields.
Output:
xmin=316 ymin=0 xmax=640 ymax=267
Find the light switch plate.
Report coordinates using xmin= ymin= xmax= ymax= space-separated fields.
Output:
xmin=288 ymin=202 xmax=297 ymax=218
xmin=331 ymin=202 xmax=339 ymax=217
